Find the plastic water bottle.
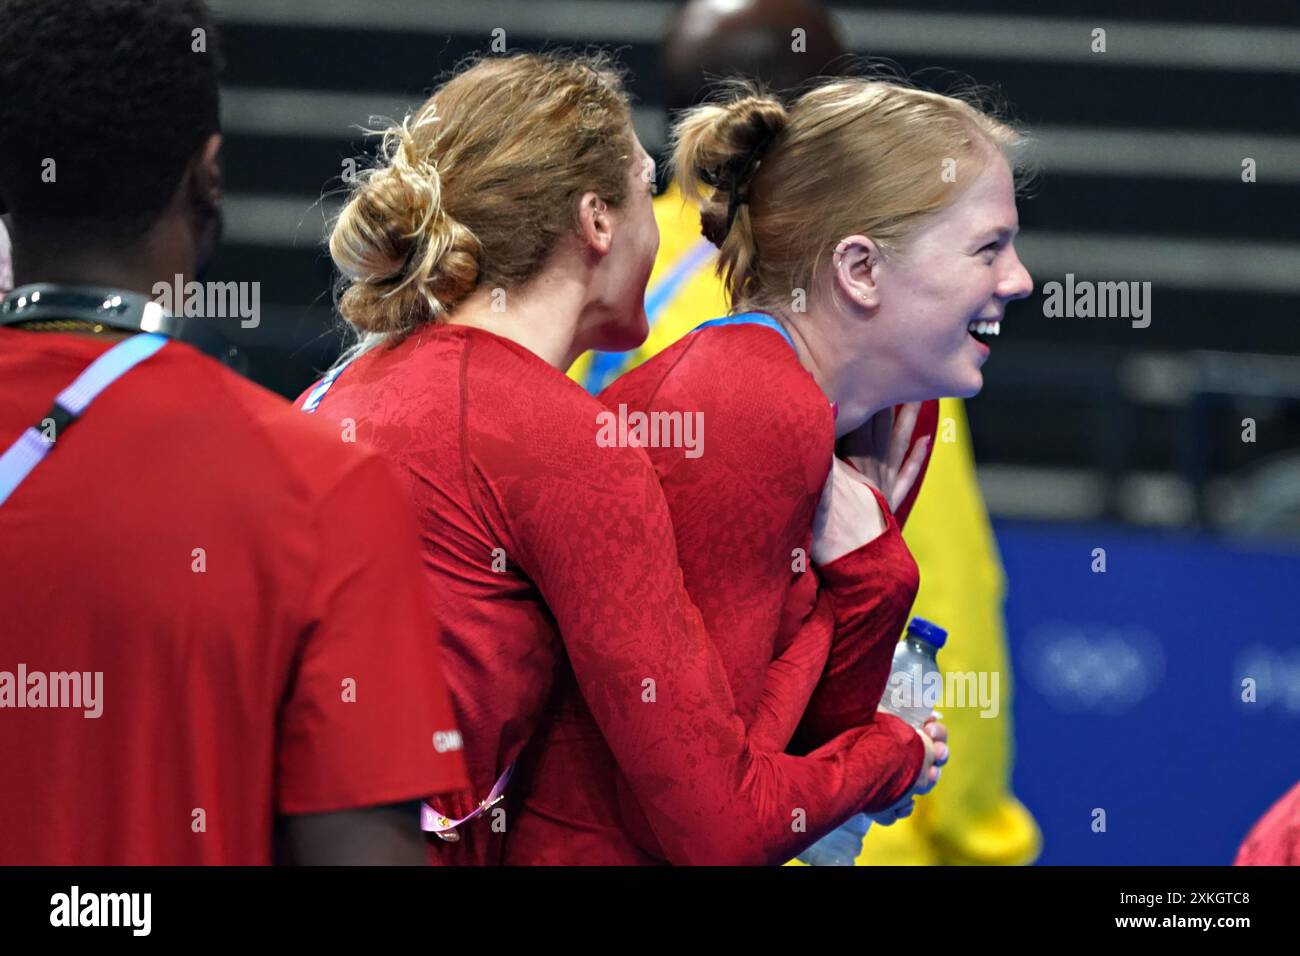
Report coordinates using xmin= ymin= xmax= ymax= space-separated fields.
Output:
xmin=796 ymin=617 xmax=947 ymax=866
xmin=795 ymin=812 xmax=872 ymax=866
xmin=879 ymin=617 xmax=948 ymax=729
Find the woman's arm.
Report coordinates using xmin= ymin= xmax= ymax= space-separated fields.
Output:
xmin=746 ymin=577 xmax=833 ymax=752
xmin=474 ymin=391 xmax=922 ymax=864
xmin=792 ymin=406 xmax=939 ymax=753
xmin=793 ymin=494 xmax=922 ymax=759
xmin=721 ymin=464 xmax=929 ymax=813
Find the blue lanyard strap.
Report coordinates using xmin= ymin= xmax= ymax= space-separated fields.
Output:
xmin=0 ymin=332 xmax=168 ymax=507
xmin=300 ymin=353 xmax=358 ymax=414
xmin=690 ymin=311 xmax=796 ymax=351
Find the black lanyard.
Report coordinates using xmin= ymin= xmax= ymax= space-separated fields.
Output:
xmin=0 ymin=283 xmax=243 ymax=370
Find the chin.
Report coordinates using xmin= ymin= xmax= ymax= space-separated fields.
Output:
xmin=596 ymin=306 xmax=650 ymax=353
xmin=946 ymin=368 xmax=984 ymax=399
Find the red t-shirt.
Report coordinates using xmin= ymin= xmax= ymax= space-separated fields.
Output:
xmin=0 ymin=328 xmax=468 ymax=865
xmin=300 ymin=323 xmax=923 ymax=865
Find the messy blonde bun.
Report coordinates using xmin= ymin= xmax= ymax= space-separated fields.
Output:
xmin=670 ymin=86 xmax=789 ymax=308
xmin=671 ymin=74 xmax=1029 ymax=311
xmin=330 ymin=109 xmax=483 ymax=335
xmin=329 ymin=51 xmax=636 ymax=344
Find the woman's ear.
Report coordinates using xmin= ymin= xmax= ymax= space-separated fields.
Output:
xmin=576 ymin=191 xmax=613 ymax=257
xmin=832 ymin=234 xmax=883 ymax=310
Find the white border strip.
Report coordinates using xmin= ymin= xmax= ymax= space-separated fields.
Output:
xmin=223 ymin=89 xmax=1300 ymax=183
xmin=1029 ymin=126 xmax=1300 ymax=184
xmin=223 ymin=194 xmax=341 ymax=247
xmin=208 ymin=0 xmax=1300 ymax=73
xmin=222 ymin=193 xmax=1300 ymax=295
xmin=210 ymin=0 xmax=674 ymax=41
xmin=222 ymin=87 xmax=417 ymax=138
xmin=1018 ymin=232 xmax=1300 ymax=294
xmin=835 ymin=8 xmax=1300 ymax=73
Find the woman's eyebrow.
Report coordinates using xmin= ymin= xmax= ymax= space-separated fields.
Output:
xmin=978 ymin=224 xmax=1020 ymax=243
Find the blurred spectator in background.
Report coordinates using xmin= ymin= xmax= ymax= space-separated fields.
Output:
xmin=569 ymin=0 xmax=1040 ymax=866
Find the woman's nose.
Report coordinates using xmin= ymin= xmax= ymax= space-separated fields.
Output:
xmin=999 ymin=246 xmax=1033 ymax=301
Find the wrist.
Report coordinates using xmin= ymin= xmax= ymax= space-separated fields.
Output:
xmin=810 ymin=475 xmax=888 ymax=565
xmin=858 ymin=711 xmax=928 ymax=813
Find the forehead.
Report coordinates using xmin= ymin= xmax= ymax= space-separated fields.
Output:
xmin=904 ymin=156 xmax=1013 ymax=247
xmin=630 ymin=144 xmax=655 ymax=174
xmin=923 ymin=156 xmax=1019 ymax=238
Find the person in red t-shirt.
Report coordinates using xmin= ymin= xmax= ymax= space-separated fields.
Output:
xmin=0 ymin=0 xmax=468 ymax=865
xmin=301 ymin=52 xmax=944 ymax=865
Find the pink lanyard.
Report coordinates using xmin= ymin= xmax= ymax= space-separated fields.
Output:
xmin=421 ymin=763 xmax=513 ymax=842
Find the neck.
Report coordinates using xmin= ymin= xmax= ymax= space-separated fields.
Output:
xmin=444 ymin=268 xmax=590 ymax=370
xmin=769 ymin=301 xmax=896 ymax=437
xmin=10 ymin=223 xmax=192 ymax=299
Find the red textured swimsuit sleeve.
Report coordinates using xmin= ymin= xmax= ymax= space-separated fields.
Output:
xmin=651 ymin=328 xmax=924 ymax=808
xmin=747 ymin=582 xmax=834 ymax=753
xmin=792 ymin=481 xmax=925 ymax=812
xmin=468 ymin=347 xmax=922 ymax=864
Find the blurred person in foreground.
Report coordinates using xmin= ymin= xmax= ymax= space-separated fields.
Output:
xmin=0 ymin=0 xmax=467 ymax=865
xmin=571 ymin=0 xmax=1041 ymax=867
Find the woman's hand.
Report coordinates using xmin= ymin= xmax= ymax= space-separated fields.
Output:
xmin=810 ymin=457 xmax=888 ymax=565
xmin=867 ymin=714 xmax=949 ymax=826
xmin=836 ymin=403 xmax=931 ymax=515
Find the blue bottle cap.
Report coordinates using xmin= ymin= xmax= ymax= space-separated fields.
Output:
xmin=907 ymin=617 xmax=947 ymax=649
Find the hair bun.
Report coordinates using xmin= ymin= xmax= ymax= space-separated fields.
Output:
xmin=671 ymin=89 xmax=788 ymax=247
xmin=702 ymin=98 xmax=787 ymax=197
xmin=330 ymin=117 xmax=482 ymax=335
xmin=328 ymin=51 xmax=636 ymax=345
